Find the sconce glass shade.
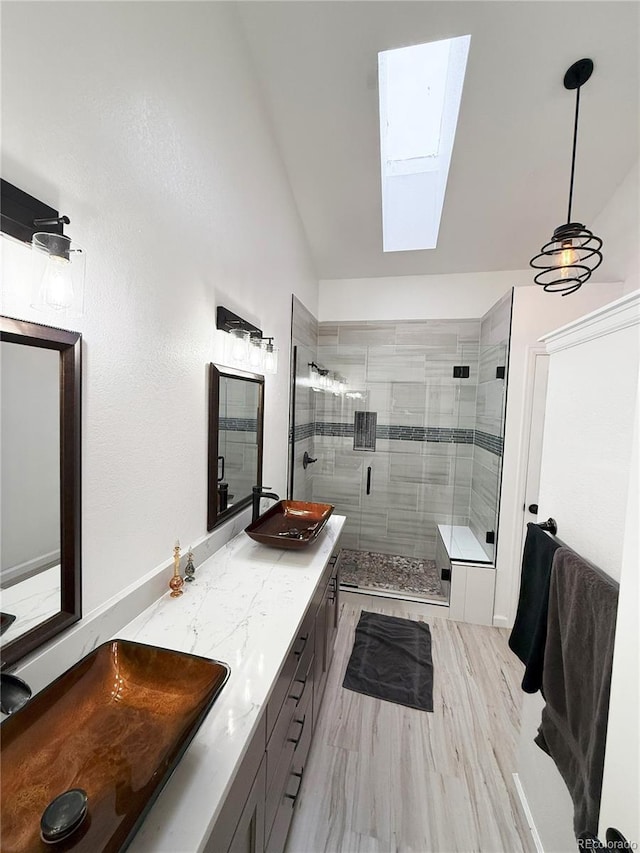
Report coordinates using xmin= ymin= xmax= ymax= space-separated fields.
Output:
xmin=249 ymin=336 xmax=264 ymax=370
xmin=228 ymin=328 xmax=250 ymax=364
xmin=263 ymin=340 xmax=278 ymax=375
xmin=31 ymin=232 xmax=85 ymax=317
xmin=530 ymin=221 xmax=603 ymax=296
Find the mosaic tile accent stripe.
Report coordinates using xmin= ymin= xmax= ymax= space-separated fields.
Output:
xmin=473 ymin=430 xmax=504 ymax=456
xmin=377 ymin=425 xmax=474 ymax=444
xmin=293 ymin=422 xmax=314 ymax=442
xmin=315 ymin=421 xmax=355 ymax=438
xmin=294 ymin=421 xmax=503 ymax=456
xmin=313 ymin=421 xmax=475 ymax=445
xmin=219 ymin=417 xmax=258 ymax=432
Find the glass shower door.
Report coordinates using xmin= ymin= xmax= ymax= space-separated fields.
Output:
xmin=288 ymin=344 xmax=317 ymax=503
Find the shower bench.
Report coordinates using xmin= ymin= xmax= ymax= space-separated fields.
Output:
xmin=436 ymin=524 xmax=496 ymax=626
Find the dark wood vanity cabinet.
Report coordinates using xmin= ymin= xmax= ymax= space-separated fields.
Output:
xmin=313 ymin=555 xmax=339 ymax=725
xmin=205 ymin=553 xmax=340 ymax=853
xmin=228 ymin=757 xmax=267 ymax=853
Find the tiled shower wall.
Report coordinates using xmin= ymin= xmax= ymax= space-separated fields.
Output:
xmin=289 ymin=296 xmax=318 ymax=502
xmin=469 ymin=291 xmax=512 ymax=559
xmin=311 ymin=319 xmax=482 ymax=559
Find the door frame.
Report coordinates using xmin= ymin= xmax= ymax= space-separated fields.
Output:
xmin=505 ymin=345 xmax=550 ymax=625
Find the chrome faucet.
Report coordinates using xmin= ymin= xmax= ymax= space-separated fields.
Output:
xmin=252 ymin=486 xmax=280 ymax=522
xmin=0 ymin=672 xmax=32 ymax=716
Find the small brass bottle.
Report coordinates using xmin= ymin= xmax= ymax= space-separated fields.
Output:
xmin=169 ymin=540 xmax=184 ymax=597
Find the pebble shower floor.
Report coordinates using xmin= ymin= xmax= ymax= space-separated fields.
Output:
xmin=337 ymin=548 xmax=447 ymax=602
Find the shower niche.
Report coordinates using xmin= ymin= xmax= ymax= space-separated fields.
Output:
xmin=288 ymin=295 xmax=510 ymax=618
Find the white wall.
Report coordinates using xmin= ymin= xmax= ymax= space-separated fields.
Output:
xmin=318 ymin=270 xmax=532 ymax=321
xmin=1 ymin=2 xmax=317 ymax=618
xmin=493 ymin=283 xmax=624 ymax=628
xmin=590 ymin=160 xmax=639 ymax=296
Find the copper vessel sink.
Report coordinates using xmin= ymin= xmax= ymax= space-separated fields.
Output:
xmin=0 ymin=640 xmax=229 ymax=852
xmin=245 ymin=500 xmax=334 ymax=549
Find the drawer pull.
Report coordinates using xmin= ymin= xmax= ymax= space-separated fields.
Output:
xmin=286 ymin=714 xmax=306 ymax=749
xmin=287 ymin=678 xmax=306 ymax=704
xmin=293 ymin=633 xmax=309 ymax=658
xmin=284 ymin=771 xmax=304 ymax=804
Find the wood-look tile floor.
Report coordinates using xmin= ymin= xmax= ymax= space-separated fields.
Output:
xmin=285 ymin=598 xmax=535 ymax=853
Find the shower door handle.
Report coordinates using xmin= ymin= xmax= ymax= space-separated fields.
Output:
xmin=366 ymin=466 xmax=372 ymax=495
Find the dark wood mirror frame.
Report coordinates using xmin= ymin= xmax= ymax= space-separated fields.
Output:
xmin=0 ymin=316 xmax=81 ymax=670
xmin=207 ymin=364 xmax=264 ymax=531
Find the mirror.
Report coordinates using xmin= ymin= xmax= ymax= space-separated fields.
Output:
xmin=1 ymin=316 xmax=81 ymax=669
xmin=207 ymin=364 xmax=264 ymax=530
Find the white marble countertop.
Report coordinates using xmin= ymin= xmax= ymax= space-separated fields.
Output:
xmin=121 ymin=514 xmax=344 ymax=853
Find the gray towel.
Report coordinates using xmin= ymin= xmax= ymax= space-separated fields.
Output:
xmin=534 ymin=547 xmax=619 ymax=837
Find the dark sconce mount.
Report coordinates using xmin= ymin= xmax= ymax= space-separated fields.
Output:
xmin=1 ymin=179 xmax=69 ymax=244
xmin=529 ymin=58 xmax=603 ymax=296
xmin=216 ymin=305 xmax=262 ymax=339
xmin=1 ymin=179 xmax=85 ymax=315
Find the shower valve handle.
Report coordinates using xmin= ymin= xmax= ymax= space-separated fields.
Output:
xmin=303 ymin=451 xmax=317 ymax=470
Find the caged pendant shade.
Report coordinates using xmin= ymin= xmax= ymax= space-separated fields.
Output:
xmin=530 ymin=58 xmax=603 ymax=296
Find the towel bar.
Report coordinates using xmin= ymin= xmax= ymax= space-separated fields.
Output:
xmin=537 ymin=518 xmax=558 ymax=535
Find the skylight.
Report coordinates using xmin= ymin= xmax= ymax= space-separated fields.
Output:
xmin=378 ymin=35 xmax=471 ymax=253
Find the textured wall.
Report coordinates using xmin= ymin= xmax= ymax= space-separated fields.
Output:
xmin=1 ymin=3 xmax=317 ymax=616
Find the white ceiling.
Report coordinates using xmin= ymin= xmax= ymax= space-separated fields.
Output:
xmin=238 ymin=1 xmax=639 ymax=281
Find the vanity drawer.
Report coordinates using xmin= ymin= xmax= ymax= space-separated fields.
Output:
xmin=265 ymin=684 xmax=312 ymax=853
xmin=265 ymin=685 xmax=313 ymax=853
xmin=266 ymin=605 xmax=315 ymax=739
xmin=265 ymin=654 xmax=313 ymax=837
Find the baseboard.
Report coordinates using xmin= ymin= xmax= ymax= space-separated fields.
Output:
xmin=513 ymin=772 xmax=545 ymax=853
xmin=493 ymin=614 xmax=511 ymax=629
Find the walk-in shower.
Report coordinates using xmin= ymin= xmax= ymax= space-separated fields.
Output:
xmin=289 ymin=296 xmax=510 ymax=605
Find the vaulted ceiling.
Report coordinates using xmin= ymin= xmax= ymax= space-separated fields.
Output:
xmin=238 ymin=1 xmax=639 ymax=280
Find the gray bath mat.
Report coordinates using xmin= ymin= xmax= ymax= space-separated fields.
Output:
xmin=343 ymin=611 xmax=434 ymax=712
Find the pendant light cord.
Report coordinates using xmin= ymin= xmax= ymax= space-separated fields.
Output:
xmin=567 ymin=85 xmax=581 ymax=224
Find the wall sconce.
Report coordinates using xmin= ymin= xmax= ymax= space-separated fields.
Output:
xmin=308 ymin=362 xmax=349 ymax=395
xmin=216 ymin=306 xmax=278 ymax=375
xmin=1 ymin=179 xmax=85 ymax=316
xmin=308 ymin=360 xmax=329 ymax=391
xmin=529 ymin=59 xmax=603 ymax=295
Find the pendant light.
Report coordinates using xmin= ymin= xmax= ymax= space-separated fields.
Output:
xmin=530 ymin=59 xmax=603 ymax=296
